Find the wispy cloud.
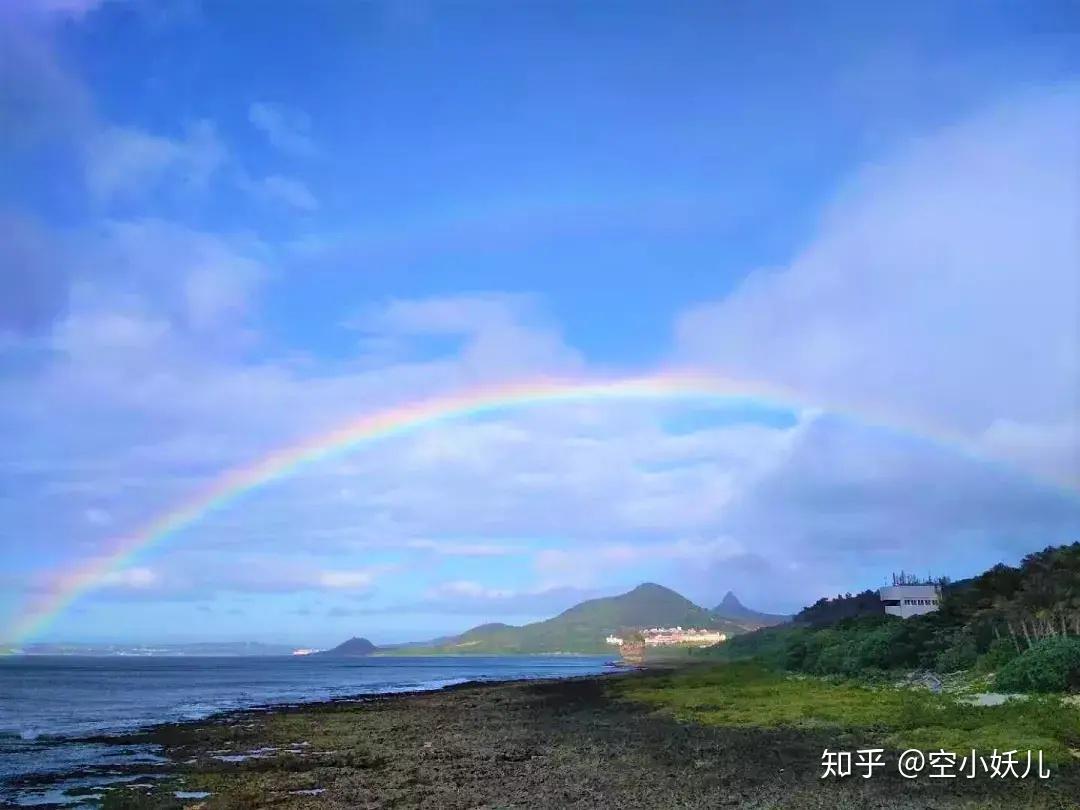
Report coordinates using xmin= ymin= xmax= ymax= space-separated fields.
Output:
xmin=246 ymin=174 xmax=320 ymax=211
xmin=248 ymin=101 xmax=317 ymax=157
xmin=84 ymin=121 xmax=227 ymax=202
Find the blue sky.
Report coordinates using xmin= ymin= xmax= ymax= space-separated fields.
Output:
xmin=1 ymin=0 xmax=1078 ymax=646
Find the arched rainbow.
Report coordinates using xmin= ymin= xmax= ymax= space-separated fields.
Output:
xmin=4 ymin=370 xmax=1071 ymax=644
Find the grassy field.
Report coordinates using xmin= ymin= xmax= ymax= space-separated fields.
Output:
xmin=613 ymin=661 xmax=1080 ymax=762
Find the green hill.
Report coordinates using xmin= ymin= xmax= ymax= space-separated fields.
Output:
xmin=405 ymin=583 xmax=749 ymax=654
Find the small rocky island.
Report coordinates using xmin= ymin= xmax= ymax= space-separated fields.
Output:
xmin=315 ymin=636 xmax=377 ymax=657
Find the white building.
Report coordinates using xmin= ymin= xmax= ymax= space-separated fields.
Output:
xmin=605 ymin=628 xmax=726 ymax=647
xmin=878 ymin=584 xmax=941 ymax=619
xmin=643 ymin=628 xmax=725 ymax=646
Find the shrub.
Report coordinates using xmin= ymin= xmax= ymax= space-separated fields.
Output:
xmin=812 ymin=640 xmax=850 ymax=675
xmin=994 ymin=636 xmax=1080 ymax=693
xmin=935 ymin=630 xmax=978 ymax=672
xmin=974 ymin=637 xmax=1021 ymax=673
xmin=853 ymin=622 xmax=904 ymax=669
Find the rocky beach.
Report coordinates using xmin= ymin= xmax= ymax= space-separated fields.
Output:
xmin=9 ymin=667 xmax=1078 ymax=809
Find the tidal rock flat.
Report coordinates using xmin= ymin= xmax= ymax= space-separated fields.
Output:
xmin=43 ymin=669 xmax=1077 ymax=809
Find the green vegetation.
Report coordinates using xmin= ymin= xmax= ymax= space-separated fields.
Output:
xmin=393 ymin=583 xmax=750 ymax=654
xmin=611 ymin=543 xmax=1080 ymax=764
xmin=614 ymin=661 xmax=1080 ymax=761
xmin=995 ymin=637 xmax=1080 ymax=693
xmin=707 ymin=542 xmax=1080 ymax=693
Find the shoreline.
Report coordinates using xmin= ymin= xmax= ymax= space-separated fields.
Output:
xmin=7 ymin=665 xmax=1078 ymax=809
xmin=77 ymin=668 xmax=636 ymax=746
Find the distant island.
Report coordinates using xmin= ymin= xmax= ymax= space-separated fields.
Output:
xmin=315 ymin=636 xmax=377 ymax=657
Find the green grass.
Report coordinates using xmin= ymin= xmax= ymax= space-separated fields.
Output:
xmin=613 ymin=661 xmax=1080 ymax=762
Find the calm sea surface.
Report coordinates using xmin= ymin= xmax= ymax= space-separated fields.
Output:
xmin=0 ymin=655 xmax=611 ymax=805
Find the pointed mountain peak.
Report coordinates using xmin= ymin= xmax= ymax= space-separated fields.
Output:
xmin=719 ymin=591 xmax=744 ymax=609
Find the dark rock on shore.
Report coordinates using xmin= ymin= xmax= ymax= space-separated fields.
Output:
xmin=54 ymin=670 xmax=1080 ymax=809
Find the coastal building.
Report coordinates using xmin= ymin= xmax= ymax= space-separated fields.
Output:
xmin=605 ymin=628 xmax=726 ymax=647
xmin=877 ymin=584 xmax=941 ymax=619
xmin=643 ymin=627 xmax=726 ymax=646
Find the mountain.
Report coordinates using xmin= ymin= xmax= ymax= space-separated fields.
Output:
xmin=712 ymin=592 xmax=790 ymax=628
xmin=317 ymin=636 xmax=377 ymax=657
xmin=408 ymin=583 xmax=749 ymax=655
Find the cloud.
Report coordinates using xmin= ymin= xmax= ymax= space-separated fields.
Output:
xmin=532 ymin=536 xmax=746 ymax=590
xmin=317 ymin=568 xmax=382 ymax=590
xmin=75 ymin=219 xmax=267 ymax=335
xmin=402 ymin=539 xmax=517 ymax=557
xmin=695 ymin=416 xmax=1080 ymax=610
xmin=363 ymin=294 xmax=540 ymax=336
xmin=247 ymin=175 xmax=319 ymax=211
xmin=12 ymin=557 xmax=395 ymax=603
xmin=248 ymin=101 xmax=317 ymax=157
xmin=12 ymin=0 xmax=112 ymax=18
xmin=424 ymin=580 xmax=513 ymax=600
xmin=405 ymin=582 xmax=601 ymax=617
xmin=348 ymin=293 xmax=583 ymax=375
xmin=0 ymin=213 xmax=71 ymax=335
xmin=675 ymin=85 xmax=1080 ymax=487
xmin=0 ymin=9 xmax=91 ymax=147
xmin=98 ymin=566 xmax=158 ymax=590
xmin=84 ymin=121 xmax=227 ymax=202
xmin=0 ymin=9 xmax=226 ymax=206
xmin=83 ymin=507 xmax=112 ymax=526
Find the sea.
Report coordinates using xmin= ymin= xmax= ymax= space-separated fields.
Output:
xmin=0 ymin=654 xmax=613 ymax=807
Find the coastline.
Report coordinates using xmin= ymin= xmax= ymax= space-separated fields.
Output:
xmin=8 ymin=665 xmax=1078 ymax=809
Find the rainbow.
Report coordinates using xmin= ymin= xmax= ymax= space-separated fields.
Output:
xmin=3 ymin=370 xmax=1070 ymax=644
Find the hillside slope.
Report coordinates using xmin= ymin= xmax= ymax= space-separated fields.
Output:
xmin=415 ymin=583 xmax=748 ymax=654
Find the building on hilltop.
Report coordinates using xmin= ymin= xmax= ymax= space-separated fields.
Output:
xmin=878 ymin=583 xmax=941 ymax=619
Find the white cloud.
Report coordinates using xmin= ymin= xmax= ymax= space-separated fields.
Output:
xmin=424 ymin=580 xmax=512 ymax=600
xmin=84 ymin=120 xmax=226 ymax=202
xmin=84 ymin=219 xmax=266 ymax=333
xmin=98 ymin=566 xmax=158 ymax=590
xmin=533 ymin=537 xmax=745 ymax=590
xmin=317 ymin=569 xmax=381 ymax=590
xmin=6 ymin=0 xmax=112 ymax=20
xmin=403 ymin=539 xmax=517 ymax=556
xmin=249 ymin=174 xmax=319 ymax=211
xmin=675 ymin=86 xmax=1080 ymax=487
xmin=349 ymin=293 xmax=584 ymax=377
xmin=83 ymin=507 xmax=112 ymax=526
xmin=248 ymin=101 xmax=317 ymax=157
xmin=0 ymin=213 xmax=71 ymax=334
xmin=409 ymin=581 xmax=600 ymax=617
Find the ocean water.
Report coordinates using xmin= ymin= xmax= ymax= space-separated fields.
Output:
xmin=0 ymin=654 xmax=612 ymax=805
